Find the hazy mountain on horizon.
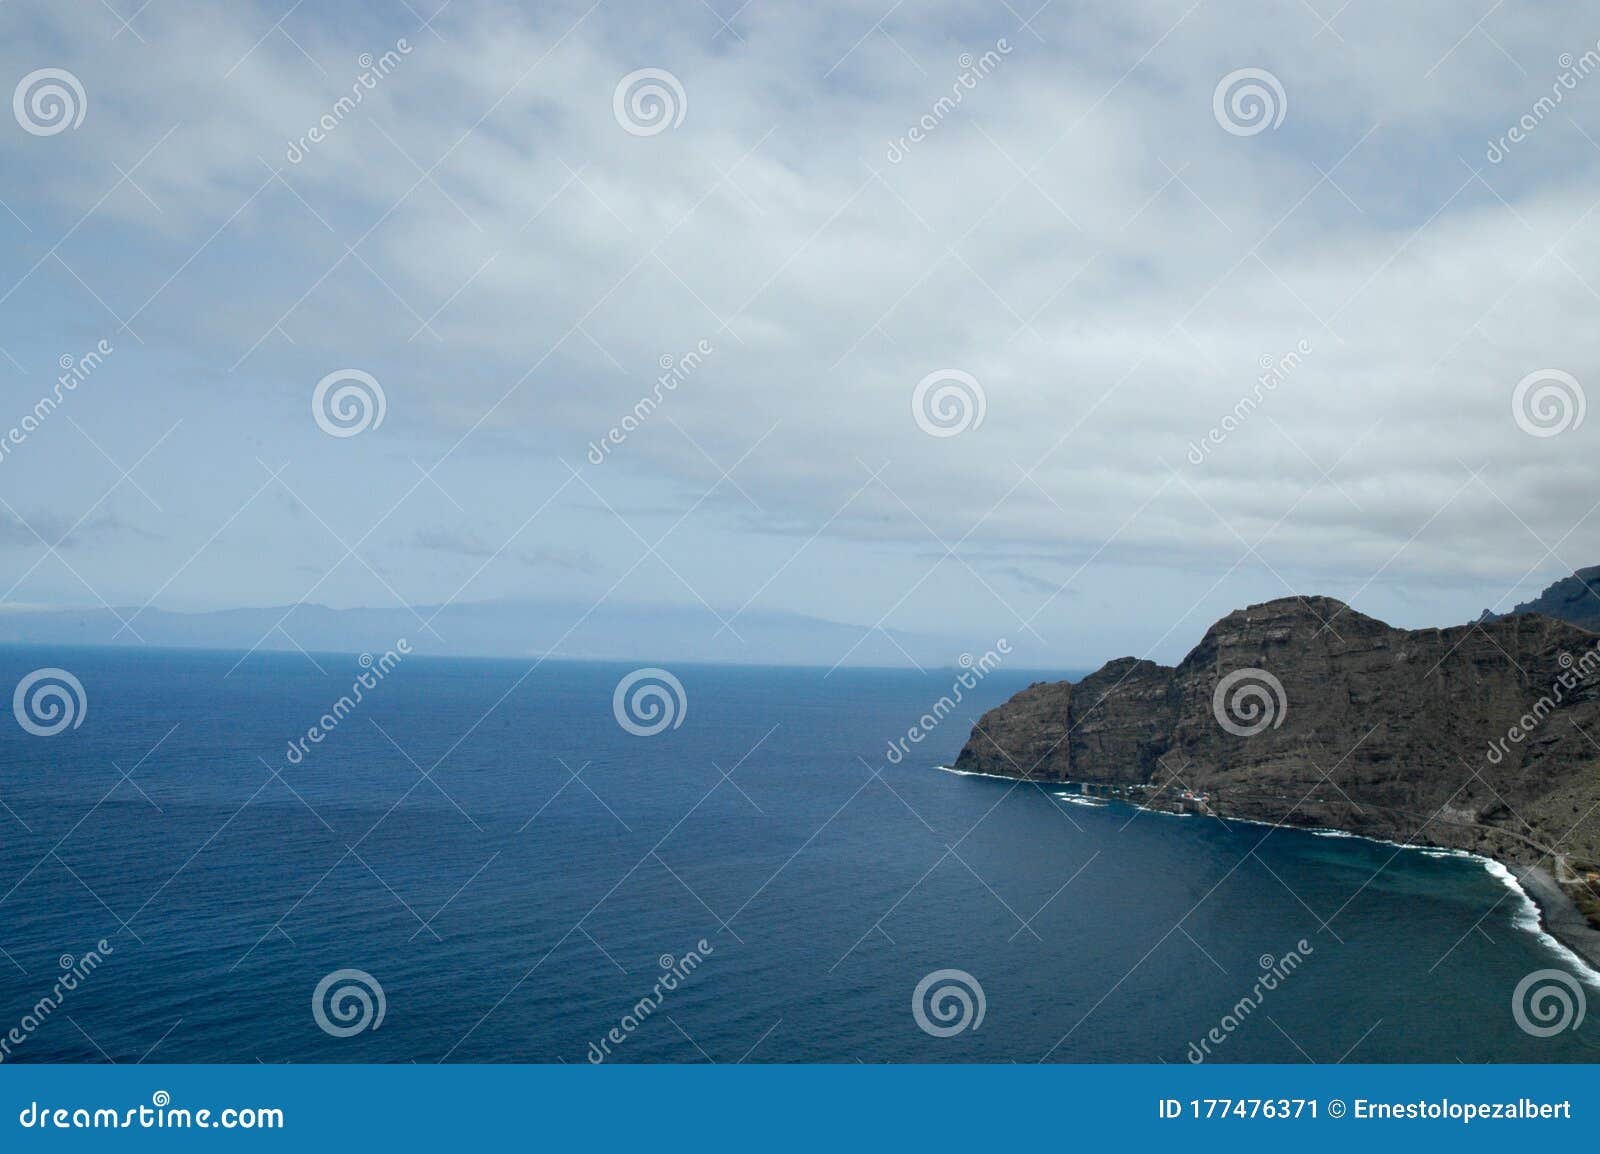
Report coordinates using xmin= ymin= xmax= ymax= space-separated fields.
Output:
xmin=0 ymin=597 xmax=988 ymax=669
xmin=5 ymin=564 xmax=1596 ymax=670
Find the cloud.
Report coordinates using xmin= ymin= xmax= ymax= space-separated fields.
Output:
xmin=0 ymin=510 xmax=141 ymax=549
xmin=409 ymin=526 xmax=597 ymax=574
xmin=3 ymin=0 xmax=1599 ymax=660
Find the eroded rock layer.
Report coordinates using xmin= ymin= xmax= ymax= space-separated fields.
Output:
xmin=955 ymin=597 xmax=1600 ymax=897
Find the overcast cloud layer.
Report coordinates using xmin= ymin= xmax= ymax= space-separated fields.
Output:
xmin=1 ymin=0 xmax=1598 ymax=667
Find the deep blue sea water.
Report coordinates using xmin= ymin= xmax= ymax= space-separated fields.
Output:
xmin=1 ymin=643 xmax=1597 ymax=1064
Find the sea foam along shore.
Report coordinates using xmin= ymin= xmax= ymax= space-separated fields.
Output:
xmin=933 ymin=764 xmax=1600 ymax=985
xmin=1512 ymin=863 xmax=1600 ymax=985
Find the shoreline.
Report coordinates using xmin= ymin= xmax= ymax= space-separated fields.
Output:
xmin=935 ymin=764 xmax=1600 ymax=981
xmin=1512 ymin=864 xmax=1600 ymax=983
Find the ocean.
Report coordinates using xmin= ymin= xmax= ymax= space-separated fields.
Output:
xmin=1 ymin=643 xmax=1596 ymax=1063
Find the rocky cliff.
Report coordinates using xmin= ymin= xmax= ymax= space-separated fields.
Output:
xmin=955 ymin=596 xmax=1600 ymax=921
xmin=1485 ymin=565 xmax=1600 ymax=633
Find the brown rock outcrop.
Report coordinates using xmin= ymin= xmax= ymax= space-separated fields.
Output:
xmin=955 ymin=596 xmax=1600 ymax=871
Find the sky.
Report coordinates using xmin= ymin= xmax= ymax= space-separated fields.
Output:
xmin=0 ymin=0 xmax=1598 ymax=669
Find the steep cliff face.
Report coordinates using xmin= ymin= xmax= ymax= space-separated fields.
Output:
xmin=1487 ymin=565 xmax=1600 ymax=633
xmin=1065 ymin=657 xmax=1177 ymax=785
xmin=958 ymin=679 xmax=1075 ymax=779
xmin=954 ymin=597 xmax=1600 ymax=872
